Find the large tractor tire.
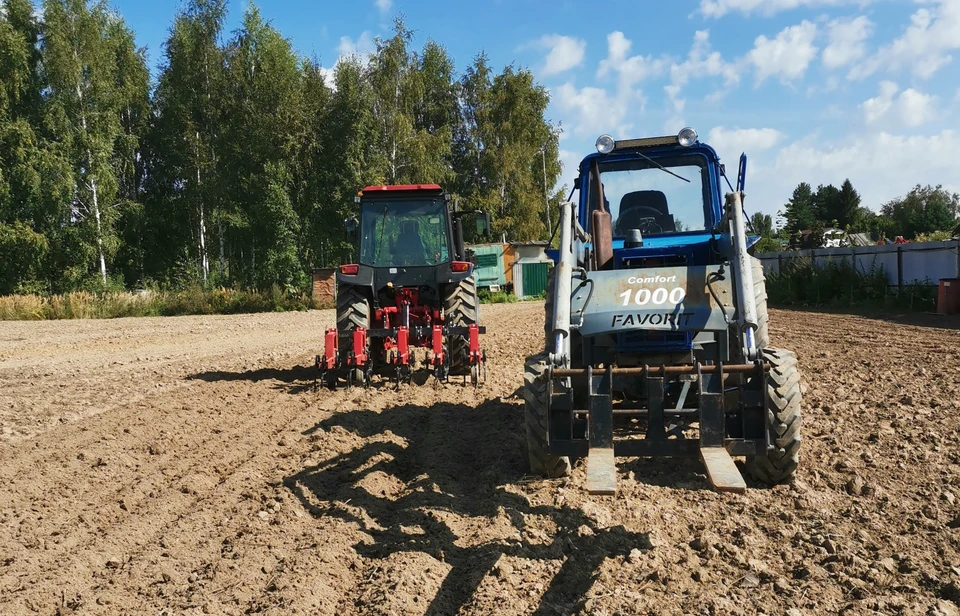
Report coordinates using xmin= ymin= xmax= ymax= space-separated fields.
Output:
xmin=745 ymin=347 xmax=802 ymax=484
xmin=523 ymin=353 xmax=571 ymax=478
xmin=336 ymin=286 xmax=370 ymax=383
xmin=752 ymin=256 xmax=770 ymax=349
xmin=444 ymin=276 xmax=479 ymax=374
xmin=543 ymin=268 xmax=582 ymax=365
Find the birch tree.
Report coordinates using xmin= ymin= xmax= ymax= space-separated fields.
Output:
xmin=42 ymin=0 xmax=139 ymax=286
xmin=148 ymin=0 xmax=226 ymax=285
xmin=219 ymin=6 xmax=302 ymax=287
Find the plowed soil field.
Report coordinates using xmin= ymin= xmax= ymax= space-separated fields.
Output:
xmin=1 ymin=304 xmax=959 ymax=616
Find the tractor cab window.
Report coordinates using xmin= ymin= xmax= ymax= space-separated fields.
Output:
xmin=359 ymin=199 xmax=451 ymax=267
xmin=587 ymin=156 xmax=711 ymax=236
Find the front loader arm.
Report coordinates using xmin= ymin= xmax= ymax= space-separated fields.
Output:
xmin=723 ymin=191 xmax=759 ymax=361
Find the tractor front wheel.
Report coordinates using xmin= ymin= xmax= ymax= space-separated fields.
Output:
xmin=523 ymin=353 xmax=571 ymax=478
xmin=745 ymin=347 xmax=802 ymax=485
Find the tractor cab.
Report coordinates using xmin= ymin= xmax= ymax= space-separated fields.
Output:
xmin=355 ymin=185 xmax=454 ymax=268
xmin=577 ymin=128 xmax=752 ymax=269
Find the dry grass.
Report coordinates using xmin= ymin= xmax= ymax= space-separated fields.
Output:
xmin=0 ymin=287 xmax=318 ymax=320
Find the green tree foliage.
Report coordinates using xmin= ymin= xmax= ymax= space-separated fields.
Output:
xmin=0 ymin=0 xmax=50 ymax=292
xmin=880 ymin=184 xmax=959 ymax=240
xmin=748 ymin=211 xmax=781 ymax=253
xmin=145 ymin=0 xmax=227 ymax=286
xmin=0 ymin=1 xmax=565 ymax=294
xmin=749 ymin=212 xmax=772 ymax=237
xmin=452 ymin=53 xmax=562 ymax=241
xmin=833 ymin=179 xmax=860 ymax=229
xmin=41 ymin=0 xmax=148 ymax=289
xmin=780 ymin=182 xmax=816 ymax=234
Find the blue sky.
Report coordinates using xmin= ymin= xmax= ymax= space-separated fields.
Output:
xmin=110 ymin=0 xmax=960 ymax=225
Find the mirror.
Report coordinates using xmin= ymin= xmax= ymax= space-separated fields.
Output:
xmin=344 ymin=216 xmax=358 ymax=238
xmin=476 ymin=212 xmax=491 ymax=238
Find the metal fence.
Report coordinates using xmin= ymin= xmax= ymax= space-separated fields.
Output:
xmin=755 ymin=240 xmax=960 ymax=290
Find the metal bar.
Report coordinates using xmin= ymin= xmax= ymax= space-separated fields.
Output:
xmin=611 ymin=409 xmax=699 ymax=416
xmin=646 ymin=376 xmax=665 ymax=440
xmin=350 ymin=325 xmax=487 ymax=338
xmin=551 ymin=438 xmax=759 ymax=458
xmin=588 ymin=366 xmax=613 ymax=449
xmin=586 ymin=364 xmax=616 ymax=495
xmin=553 ymin=363 xmax=766 ymax=377
xmin=897 ymin=246 xmax=904 ymax=294
xmin=698 ymin=371 xmax=724 ymax=448
xmin=700 ymin=447 xmax=747 ymax=493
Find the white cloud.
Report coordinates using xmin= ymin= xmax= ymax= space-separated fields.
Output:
xmin=699 ymin=0 xmax=874 ymax=18
xmin=748 ymin=21 xmax=819 ymax=84
xmin=860 ymin=80 xmax=899 ymax=124
xmin=337 ymin=31 xmax=376 ymax=58
xmin=850 ymin=0 xmax=960 ymax=80
xmin=375 ymin=0 xmax=392 ymax=13
xmin=597 ymin=31 xmax=669 ymax=88
xmin=897 ymin=88 xmax=940 ymax=128
xmin=758 ymin=129 xmax=960 ymax=213
xmin=553 ymin=82 xmax=643 ymax=138
xmin=663 ymin=30 xmax=741 ymax=123
xmin=670 ymin=30 xmax=741 ymax=89
xmin=859 ymin=81 xmax=940 ymax=128
xmin=535 ymin=35 xmax=587 ymax=76
xmin=708 ymin=127 xmax=785 ymax=154
xmin=822 ymin=15 xmax=873 ymax=69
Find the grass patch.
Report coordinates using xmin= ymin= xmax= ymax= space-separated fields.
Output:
xmin=0 ymin=286 xmax=317 ymax=320
xmin=478 ymin=288 xmax=518 ymax=304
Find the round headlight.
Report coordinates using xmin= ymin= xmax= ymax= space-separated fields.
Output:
xmin=596 ymin=134 xmax=615 ymax=154
xmin=678 ymin=127 xmax=698 ymax=147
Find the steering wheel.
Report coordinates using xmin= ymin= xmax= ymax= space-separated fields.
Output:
xmin=617 ymin=206 xmax=663 ymax=235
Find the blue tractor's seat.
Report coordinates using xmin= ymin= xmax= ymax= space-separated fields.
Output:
xmin=616 ymin=190 xmax=676 ymax=235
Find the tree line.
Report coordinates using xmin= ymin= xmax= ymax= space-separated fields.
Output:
xmin=749 ymin=179 xmax=960 ymax=251
xmin=0 ymin=0 xmax=564 ymax=295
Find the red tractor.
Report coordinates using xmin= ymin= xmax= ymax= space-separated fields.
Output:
xmin=317 ymin=184 xmax=491 ymax=389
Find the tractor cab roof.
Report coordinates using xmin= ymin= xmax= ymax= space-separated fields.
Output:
xmin=360 ymin=184 xmax=445 ymax=198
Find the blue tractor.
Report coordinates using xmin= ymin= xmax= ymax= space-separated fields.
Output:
xmin=525 ymin=128 xmax=802 ymax=494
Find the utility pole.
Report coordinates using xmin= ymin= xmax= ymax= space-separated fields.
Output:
xmin=541 ymin=146 xmax=551 ymax=237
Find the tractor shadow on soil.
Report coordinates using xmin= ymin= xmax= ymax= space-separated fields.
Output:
xmin=283 ymin=398 xmax=706 ymax=615
xmin=186 ymin=364 xmax=318 ymax=394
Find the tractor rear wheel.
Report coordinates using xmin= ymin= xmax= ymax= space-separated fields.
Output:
xmin=752 ymin=256 xmax=770 ymax=349
xmin=337 ymin=285 xmax=370 ymax=384
xmin=745 ymin=347 xmax=801 ymax=484
xmin=444 ymin=276 xmax=479 ymax=375
xmin=523 ymin=353 xmax=571 ymax=478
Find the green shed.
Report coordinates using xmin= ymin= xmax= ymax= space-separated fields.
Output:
xmin=467 ymin=243 xmax=506 ymax=291
xmin=520 ymin=262 xmax=549 ymax=297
